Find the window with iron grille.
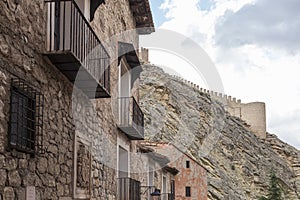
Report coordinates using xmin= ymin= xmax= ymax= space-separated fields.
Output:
xmin=8 ymin=78 xmax=44 ymax=155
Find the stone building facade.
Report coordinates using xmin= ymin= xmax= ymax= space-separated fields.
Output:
xmin=130 ymin=144 xmax=179 ymax=200
xmin=170 ymin=152 xmax=207 ymax=200
xmin=0 ymin=0 xmax=155 ymax=199
xmin=140 ymin=142 xmax=208 ymax=200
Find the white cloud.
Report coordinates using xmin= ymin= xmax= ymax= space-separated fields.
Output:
xmin=148 ymin=0 xmax=300 ymax=149
xmin=215 ymin=45 xmax=300 ymax=148
xmin=269 ymin=110 xmax=300 ymax=149
xmin=215 ymin=0 xmax=300 ymax=53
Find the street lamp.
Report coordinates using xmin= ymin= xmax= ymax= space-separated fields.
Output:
xmin=151 ymin=188 xmax=161 ymax=196
xmin=150 ymin=189 xmax=161 ymax=200
xmin=141 ymin=186 xmax=161 ymax=200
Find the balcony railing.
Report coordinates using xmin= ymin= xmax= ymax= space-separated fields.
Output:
xmin=117 ymin=97 xmax=144 ymax=140
xmin=161 ymin=193 xmax=175 ymax=200
xmin=118 ymin=177 xmax=141 ymax=200
xmin=45 ymin=0 xmax=110 ymax=98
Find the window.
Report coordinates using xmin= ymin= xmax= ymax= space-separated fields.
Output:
xmin=162 ymin=176 xmax=167 ymax=200
xmin=185 ymin=187 xmax=191 ymax=197
xmin=119 ymin=58 xmax=131 ymax=98
xmin=186 ymin=160 xmax=190 ymax=168
xmin=170 ymin=180 xmax=175 ymax=198
xmin=8 ymin=78 xmax=44 ymax=154
xmin=118 ymin=146 xmax=129 ymax=178
xmin=148 ymin=162 xmax=154 ymax=186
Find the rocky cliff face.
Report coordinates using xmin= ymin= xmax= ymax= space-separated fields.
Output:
xmin=139 ymin=65 xmax=300 ymax=200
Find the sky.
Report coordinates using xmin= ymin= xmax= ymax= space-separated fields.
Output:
xmin=147 ymin=0 xmax=300 ymax=149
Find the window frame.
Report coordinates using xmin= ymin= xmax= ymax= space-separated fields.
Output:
xmin=9 ymin=85 xmax=36 ymax=153
xmin=186 ymin=160 xmax=190 ymax=169
xmin=185 ymin=186 xmax=191 ymax=197
xmin=8 ymin=78 xmax=44 ymax=155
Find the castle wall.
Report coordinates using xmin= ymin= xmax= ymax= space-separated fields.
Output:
xmin=0 ymin=0 xmax=142 ymax=199
xmin=139 ymin=48 xmax=150 ymax=64
xmin=240 ymin=102 xmax=266 ymax=138
xmin=168 ymin=74 xmax=267 ymax=138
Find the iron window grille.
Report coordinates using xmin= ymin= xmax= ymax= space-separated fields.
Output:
xmin=118 ymin=177 xmax=141 ymax=200
xmin=8 ymin=78 xmax=44 ymax=155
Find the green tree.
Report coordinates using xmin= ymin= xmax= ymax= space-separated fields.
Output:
xmin=259 ymin=170 xmax=283 ymax=200
xmin=267 ymin=170 xmax=282 ymax=200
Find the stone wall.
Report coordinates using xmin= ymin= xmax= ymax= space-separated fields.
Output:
xmin=91 ymin=0 xmax=138 ymax=46
xmin=240 ymin=102 xmax=266 ymax=138
xmin=0 ymin=0 xmax=143 ymax=199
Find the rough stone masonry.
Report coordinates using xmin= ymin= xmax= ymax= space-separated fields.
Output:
xmin=0 ymin=0 xmax=146 ymax=199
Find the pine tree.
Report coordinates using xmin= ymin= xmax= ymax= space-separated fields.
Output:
xmin=267 ymin=170 xmax=282 ymax=200
xmin=259 ymin=170 xmax=283 ymax=200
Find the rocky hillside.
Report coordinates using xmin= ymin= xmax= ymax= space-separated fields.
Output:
xmin=139 ymin=65 xmax=300 ymax=200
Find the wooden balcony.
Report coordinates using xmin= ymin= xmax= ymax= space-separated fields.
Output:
xmin=44 ymin=0 xmax=110 ymax=98
xmin=118 ymin=177 xmax=141 ymax=200
xmin=117 ymin=97 xmax=144 ymax=140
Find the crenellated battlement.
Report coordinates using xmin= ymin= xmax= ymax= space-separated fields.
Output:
xmin=139 ymin=47 xmax=150 ymax=64
xmin=168 ymin=74 xmax=267 ymax=139
xmin=169 ymin=74 xmax=242 ymax=104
